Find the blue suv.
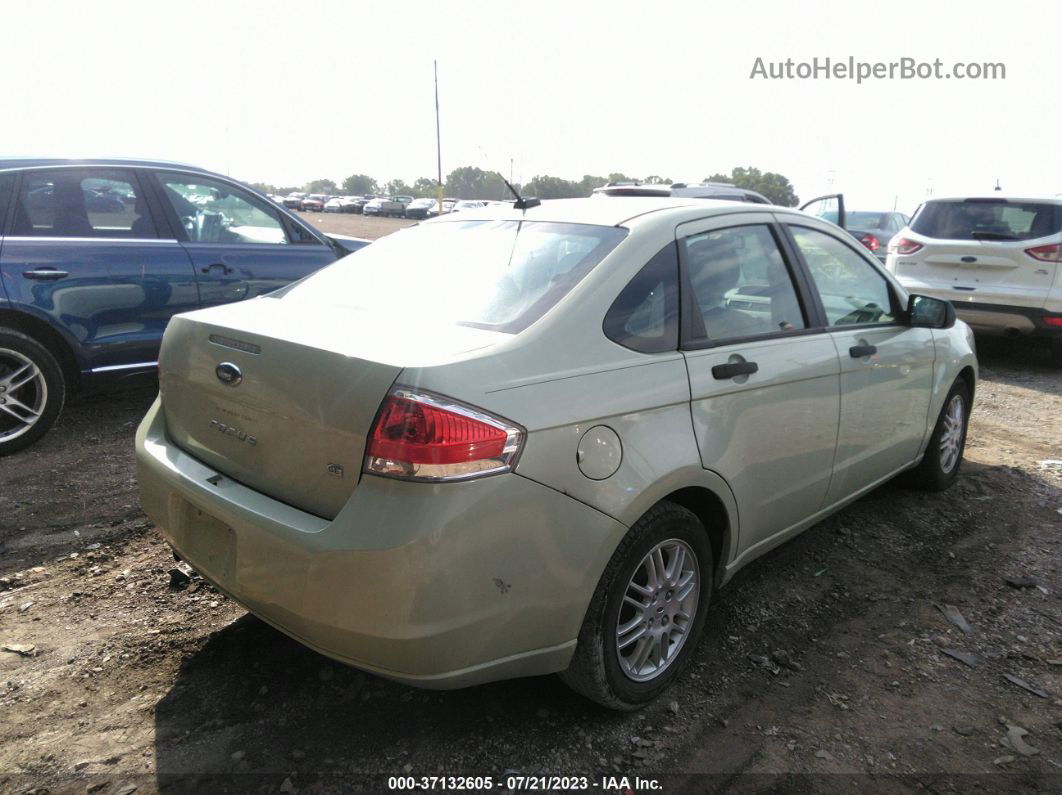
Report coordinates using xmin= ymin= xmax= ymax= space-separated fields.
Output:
xmin=0 ymin=158 xmax=368 ymax=454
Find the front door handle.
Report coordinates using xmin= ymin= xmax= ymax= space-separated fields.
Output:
xmin=849 ymin=344 xmax=878 ymax=358
xmin=712 ymin=361 xmax=759 ymax=380
xmin=23 ymin=268 xmax=69 ymax=281
xmin=201 ymin=262 xmax=233 ymax=275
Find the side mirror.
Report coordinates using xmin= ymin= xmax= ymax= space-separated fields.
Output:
xmin=908 ymin=294 xmax=956 ymax=329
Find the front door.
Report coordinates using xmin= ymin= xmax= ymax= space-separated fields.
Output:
xmin=147 ymin=171 xmax=337 ymax=308
xmin=678 ymin=215 xmax=841 ymax=562
xmin=784 ymin=223 xmax=935 ymax=505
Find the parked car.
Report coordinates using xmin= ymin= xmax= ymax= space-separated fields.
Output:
xmin=362 ymin=197 xmax=385 ymax=216
xmin=440 ymin=198 xmax=457 ymax=214
xmin=136 ymin=196 xmax=976 ymax=708
xmin=0 ymin=157 xmax=370 ymax=455
xmin=884 ymin=195 xmax=1062 ymax=363
xmin=843 ymin=211 xmax=910 ymax=262
xmin=349 ymin=195 xmax=375 ymax=214
xmin=593 ymin=181 xmax=771 ymax=204
xmin=338 ymin=196 xmax=362 ymax=213
xmin=404 ymin=198 xmax=437 ymax=219
xmin=450 ymin=199 xmax=488 ymax=213
xmin=300 ymin=194 xmax=328 ymax=213
xmin=379 ymin=195 xmax=414 ymax=217
xmin=282 ymin=192 xmax=305 ymax=209
xmin=324 ymin=197 xmax=345 ymax=213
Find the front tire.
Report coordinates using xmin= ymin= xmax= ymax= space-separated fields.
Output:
xmin=905 ymin=379 xmax=970 ymax=491
xmin=0 ymin=329 xmax=66 ymax=456
xmin=560 ymin=502 xmax=712 ymax=710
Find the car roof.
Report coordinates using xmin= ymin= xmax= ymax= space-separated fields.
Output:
xmin=925 ymin=194 xmax=1062 ymax=205
xmin=0 ymin=156 xmax=219 ymax=175
xmin=425 ymin=196 xmax=792 ymax=227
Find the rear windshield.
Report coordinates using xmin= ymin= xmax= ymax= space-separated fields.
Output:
xmin=846 ymin=212 xmax=890 ymax=230
xmin=279 ymin=219 xmax=627 ymax=333
xmin=911 ymin=200 xmax=1062 ymax=241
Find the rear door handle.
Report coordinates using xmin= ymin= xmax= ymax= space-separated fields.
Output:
xmin=849 ymin=344 xmax=878 ymax=358
xmin=201 ymin=262 xmax=233 ymax=275
xmin=712 ymin=361 xmax=759 ymax=380
xmin=23 ymin=268 xmax=69 ymax=281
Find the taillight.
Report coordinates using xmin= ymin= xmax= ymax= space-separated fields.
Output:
xmin=364 ymin=387 xmax=524 ymax=482
xmin=1044 ymin=315 xmax=1062 ymax=327
xmin=1025 ymin=243 xmax=1062 ymax=263
xmin=859 ymin=233 xmax=880 ymax=252
xmin=887 ymin=237 xmax=924 ymax=255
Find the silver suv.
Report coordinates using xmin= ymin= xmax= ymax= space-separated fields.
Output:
xmin=137 ymin=197 xmax=977 ymax=709
xmin=885 ymin=195 xmax=1062 ymax=363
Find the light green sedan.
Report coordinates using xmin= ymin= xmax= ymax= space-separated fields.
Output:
xmin=136 ymin=197 xmax=977 ymax=709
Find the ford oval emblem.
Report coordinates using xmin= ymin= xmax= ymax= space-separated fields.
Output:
xmin=215 ymin=362 xmax=242 ymax=387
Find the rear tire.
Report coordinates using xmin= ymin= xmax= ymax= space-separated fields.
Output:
xmin=904 ymin=379 xmax=970 ymax=491
xmin=0 ymin=329 xmax=66 ymax=456
xmin=1049 ymin=338 xmax=1062 ymax=366
xmin=560 ymin=502 xmax=712 ymax=710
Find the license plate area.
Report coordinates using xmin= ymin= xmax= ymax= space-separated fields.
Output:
xmin=170 ymin=495 xmax=236 ymax=582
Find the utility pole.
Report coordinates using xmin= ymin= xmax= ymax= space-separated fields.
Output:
xmin=435 ymin=61 xmax=443 ymax=212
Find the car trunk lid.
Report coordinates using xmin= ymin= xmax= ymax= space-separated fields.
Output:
xmin=157 ymin=298 xmax=510 ymax=519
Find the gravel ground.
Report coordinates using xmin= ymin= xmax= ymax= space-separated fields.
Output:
xmin=0 ymin=269 xmax=1059 ymax=794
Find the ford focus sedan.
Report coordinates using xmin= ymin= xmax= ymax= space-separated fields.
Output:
xmin=136 ymin=198 xmax=977 ymax=709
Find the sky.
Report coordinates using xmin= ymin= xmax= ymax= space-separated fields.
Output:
xmin=4 ymin=0 xmax=1060 ymax=214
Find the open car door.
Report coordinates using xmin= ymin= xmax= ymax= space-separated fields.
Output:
xmin=800 ymin=194 xmax=846 ymax=229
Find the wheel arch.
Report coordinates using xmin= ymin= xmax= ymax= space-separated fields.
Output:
xmin=0 ymin=309 xmax=82 ymax=391
xmin=956 ymin=365 xmax=975 ymax=403
xmin=616 ymin=466 xmax=740 ymax=588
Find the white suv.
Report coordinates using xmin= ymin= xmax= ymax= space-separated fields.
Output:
xmin=884 ymin=195 xmax=1062 ymax=362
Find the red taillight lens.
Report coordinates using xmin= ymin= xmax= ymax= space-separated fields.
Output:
xmin=859 ymin=233 xmax=880 ymax=252
xmin=888 ymin=237 xmax=924 ymax=255
xmin=1043 ymin=315 xmax=1062 ymax=327
xmin=364 ymin=388 xmax=523 ymax=481
xmin=1025 ymin=243 xmax=1062 ymax=263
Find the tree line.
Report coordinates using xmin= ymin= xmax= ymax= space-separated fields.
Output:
xmin=251 ymin=166 xmax=799 ymax=207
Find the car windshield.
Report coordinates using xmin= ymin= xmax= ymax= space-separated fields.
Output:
xmin=279 ymin=220 xmax=627 ymax=333
xmin=845 ymin=212 xmax=889 ymax=230
xmin=911 ymin=200 xmax=1062 ymax=241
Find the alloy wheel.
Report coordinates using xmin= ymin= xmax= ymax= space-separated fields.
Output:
xmin=0 ymin=348 xmax=48 ymax=443
xmin=939 ymin=393 xmax=965 ymax=474
xmin=615 ymin=539 xmax=699 ymax=682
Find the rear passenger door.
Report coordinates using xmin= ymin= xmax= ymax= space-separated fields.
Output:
xmin=784 ymin=223 xmax=934 ymax=504
xmin=146 ymin=171 xmax=337 ymax=308
xmin=0 ymin=167 xmax=198 ymax=372
xmin=679 ymin=214 xmax=841 ymax=564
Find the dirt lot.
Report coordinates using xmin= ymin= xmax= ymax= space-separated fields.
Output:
xmin=0 ymin=223 xmax=1059 ymax=794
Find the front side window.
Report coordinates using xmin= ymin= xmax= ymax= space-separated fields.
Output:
xmin=683 ymin=224 xmax=807 ymax=344
xmin=10 ymin=169 xmax=155 ymax=238
xmin=277 ymin=220 xmax=627 ymax=334
xmin=603 ymin=243 xmax=679 ymax=352
xmin=789 ymin=226 xmax=897 ymax=327
xmin=157 ymin=174 xmax=288 ymax=245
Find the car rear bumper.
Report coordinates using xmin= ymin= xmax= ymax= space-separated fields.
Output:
xmin=135 ymin=398 xmax=625 ymax=688
xmin=948 ymin=301 xmax=1062 ymax=337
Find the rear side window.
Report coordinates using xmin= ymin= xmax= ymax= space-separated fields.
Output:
xmin=911 ymin=200 xmax=1062 ymax=242
xmin=683 ymin=224 xmax=807 ymax=344
xmin=603 ymin=243 xmax=679 ymax=352
xmin=11 ymin=169 xmax=156 ymax=238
